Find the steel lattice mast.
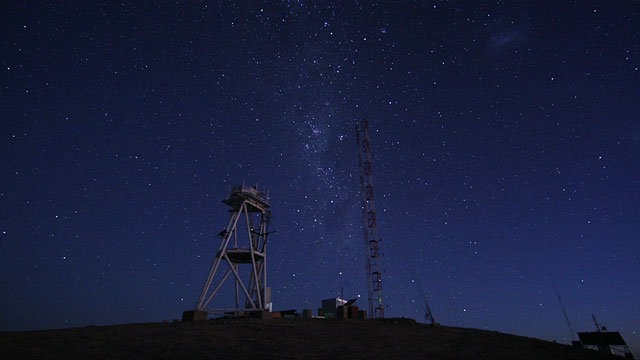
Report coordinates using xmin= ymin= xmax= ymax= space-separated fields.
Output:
xmin=356 ymin=118 xmax=384 ymax=319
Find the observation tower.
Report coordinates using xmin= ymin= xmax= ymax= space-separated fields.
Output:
xmin=184 ymin=185 xmax=272 ymax=320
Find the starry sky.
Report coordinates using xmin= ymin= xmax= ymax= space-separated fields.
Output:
xmin=1 ymin=0 xmax=639 ymax=354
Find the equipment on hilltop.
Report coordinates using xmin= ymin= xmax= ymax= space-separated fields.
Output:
xmin=576 ymin=314 xmax=634 ymax=359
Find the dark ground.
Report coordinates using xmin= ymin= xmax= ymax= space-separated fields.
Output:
xmin=0 ymin=317 xmax=625 ymax=359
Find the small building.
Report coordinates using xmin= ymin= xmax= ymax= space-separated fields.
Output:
xmin=321 ymin=298 xmax=348 ymax=318
xmin=321 ymin=298 xmax=360 ymax=319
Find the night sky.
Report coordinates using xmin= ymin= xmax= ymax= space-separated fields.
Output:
xmin=1 ymin=0 xmax=639 ymax=353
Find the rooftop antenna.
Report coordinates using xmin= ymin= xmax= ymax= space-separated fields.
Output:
xmin=339 ymin=269 xmax=344 ymax=300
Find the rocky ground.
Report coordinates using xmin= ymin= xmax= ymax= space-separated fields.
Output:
xmin=0 ymin=317 xmax=626 ymax=359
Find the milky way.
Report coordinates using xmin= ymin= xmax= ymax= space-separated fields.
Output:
xmin=1 ymin=1 xmax=638 ymax=353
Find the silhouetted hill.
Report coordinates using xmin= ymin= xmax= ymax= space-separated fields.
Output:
xmin=0 ymin=317 xmax=625 ymax=359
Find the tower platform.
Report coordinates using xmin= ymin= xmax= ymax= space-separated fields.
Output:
xmin=222 ymin=248 xmax=265 ymax=263
xmin=222 ymin=185 xmax=270 ymax=212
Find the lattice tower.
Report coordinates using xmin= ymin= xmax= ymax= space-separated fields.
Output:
xmin=356 ymin=119 xmax=385 ymax=319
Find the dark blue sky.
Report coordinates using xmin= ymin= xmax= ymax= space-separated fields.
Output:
xmin=1 ymin=0 xmax=638 ymax=354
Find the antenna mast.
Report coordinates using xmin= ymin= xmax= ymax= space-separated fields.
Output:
xmin=356 ymin=118 xmax=384 ymax=319
xmin=423 ymin=295 xmax=436 ymax=325
xmin=592 ymin=314 xmax=603 ymax=332
xmin=551 ymin=278 xmax=576 ymax=340
xmin=424 ymin=301 xmax=435 ymax=324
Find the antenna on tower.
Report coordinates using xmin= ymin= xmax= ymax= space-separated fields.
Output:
xmin=356 ymin=118 xmax=385 ymax=319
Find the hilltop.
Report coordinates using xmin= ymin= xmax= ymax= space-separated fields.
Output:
xmin=0 ymin=317 xmax=624 ymax=359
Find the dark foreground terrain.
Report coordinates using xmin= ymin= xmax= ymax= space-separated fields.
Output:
xmin=0 ymin=317 xmax=624 ymax=359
